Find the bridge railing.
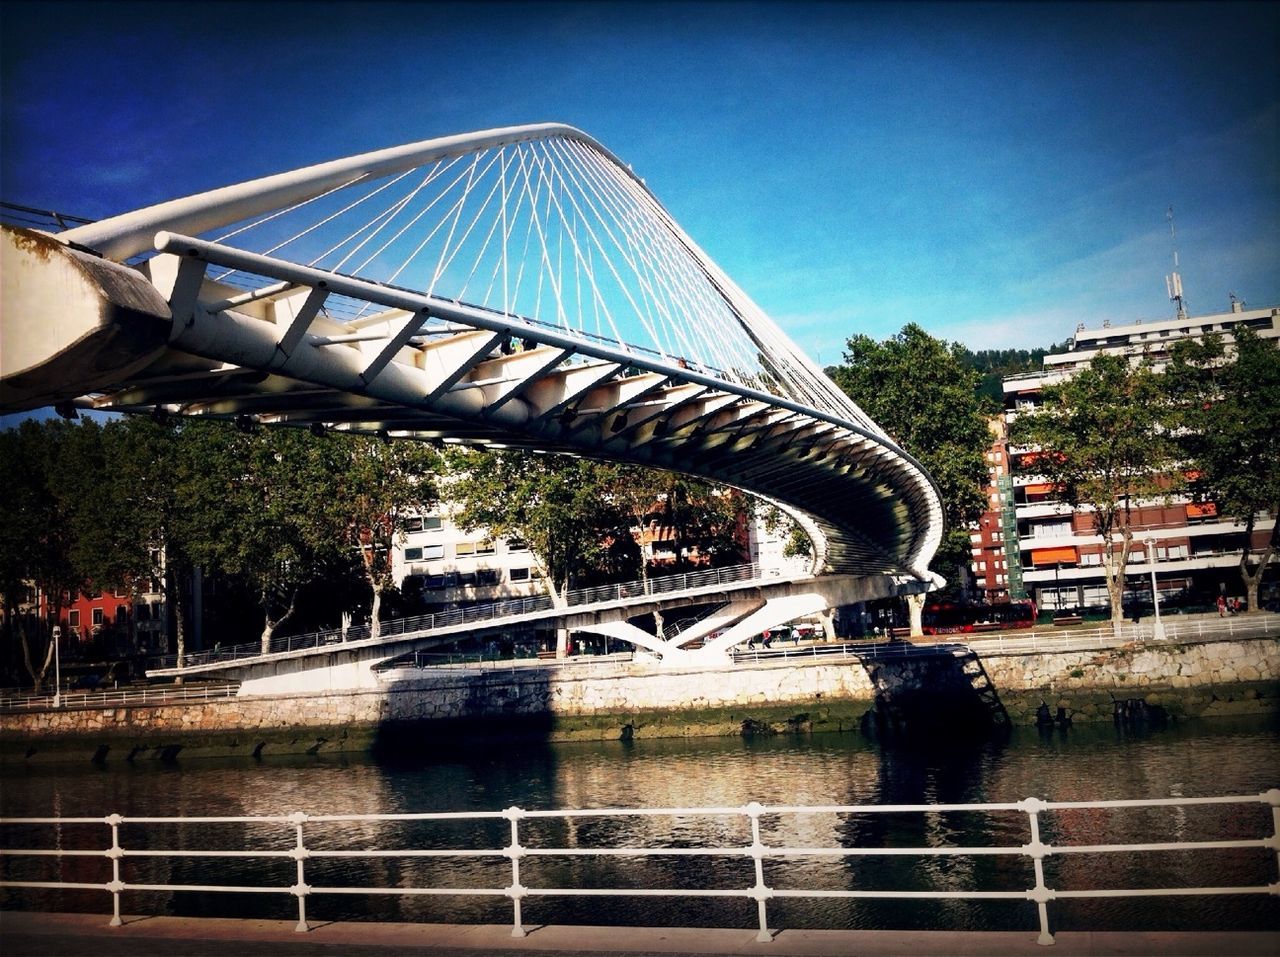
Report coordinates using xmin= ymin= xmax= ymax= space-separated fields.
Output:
xmin=2 ymin=791 xmax=1276 ymax=944
xmin=149 ymin=562 xmax=778 ymax=672
xmin=730 ymin=614 xmax=1279 ymax=665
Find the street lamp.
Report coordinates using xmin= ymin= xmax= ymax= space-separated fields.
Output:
xmin=1144 ymin=537 xmax=1165 ymax=641
xmin=51 ymin=625 xmax=63 ymax=708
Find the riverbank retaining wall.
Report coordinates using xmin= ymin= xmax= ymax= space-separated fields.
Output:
xmin=3 ymin=635 xmax=1277 ymax=761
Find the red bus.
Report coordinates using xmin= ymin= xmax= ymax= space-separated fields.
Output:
xmin=921 ymin=600 xmax=1037 ymax=636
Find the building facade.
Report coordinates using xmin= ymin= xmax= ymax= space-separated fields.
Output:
xmin=973 ymin=300 xmax=1279 ymax=614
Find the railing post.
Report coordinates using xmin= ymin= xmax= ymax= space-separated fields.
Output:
xmin=289 ymin=811 xmax=311 ymax=932
xmin=1266 ymin=788 xmax=1280 ymax=880
xmin=745 ymin=802 xmax=773 ymax=942
xmin=1020 ymin=797 xmax=1055 ymax=945
xmin=104 ymin=814 xmax=124 ymax=927
xmin=504 ymin=806 xmax=527 ymax=937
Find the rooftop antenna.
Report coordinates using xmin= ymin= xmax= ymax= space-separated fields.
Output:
xmin=1164 ymin=206 xmax=1188 ymax=321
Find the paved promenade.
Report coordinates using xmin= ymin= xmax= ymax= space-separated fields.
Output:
xmin=2 ymin=913 xmax=1276 ymax=957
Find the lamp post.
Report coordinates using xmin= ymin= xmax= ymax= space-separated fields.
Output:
xmin=51 ymin=625 xmax=63 ymax=708
xmin=1144 ymin=537 xmax=1165 ymax=641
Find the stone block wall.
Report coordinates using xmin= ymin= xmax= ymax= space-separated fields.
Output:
xmin=3 ymin=636 xmax=1277 ymax=761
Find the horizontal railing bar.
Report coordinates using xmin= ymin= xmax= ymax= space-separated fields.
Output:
xmin=0 ymin=880 xmax=108 ymax=891
xmin=1049 ymin=839 xmax=1272 ymax=855
xmin=309 ymin=849 xmax=506 ymax=859
xmin=519 ymin=847 xmax=746 ymax=857
xmin=1 ymin=818 xmax=123 ymax=825
xmin=120 ymin=849 xmax=298 ymax=859
xmin=1045 ymin=794 xmax=1274 ymax=810
xmin=310 ymin=886 xmax=511 ymax=897
xmin=305 ymin=810 xmax=508 ymax=822
xmin=124 ymin=883 xmax=286 ymax=894
xmin=762 ymin=802 xmax=1030 ymax=814
xmin=766 ymin=846 xmax=1026 ymax=857
xmin=771 ymin=888 xmax=1032 ymax=900
xmin=522 ymin=887 xmax=748 ymax=898
xmin=1054 ymin=885 xmax=1276 ymax=898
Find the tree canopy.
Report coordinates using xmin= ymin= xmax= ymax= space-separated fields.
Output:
xmin=1009 ymin=352 xmax=1176 ymax=629
xmin=1164 ymin=327 xmax=1280 ymax=610
xmin=828 ymin=323 xmax=993 ymax=591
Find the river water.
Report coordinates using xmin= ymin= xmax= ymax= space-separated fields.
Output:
xmin=2 ymin=715 xmax=1278 ymax=934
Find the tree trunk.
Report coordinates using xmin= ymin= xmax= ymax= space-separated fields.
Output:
xmin=1102 ymin=529 xmax=1133 ymax=636
xmin=369 ymin=586 xmax=383 ymax=639
xmin=19 ymin=615 xmax=53 ymax=693
xmin=906 ymin=593 xmax=925 ymax=638
xmin=1238 ymin=516 xmax=1276 ymax=614
xmin=172 ymin=566 xmax=187 ymax=684
xmin=167 ymin=560 xmax=186 ymax=680
xmin=259 ymin=589 xmax=298 ymax=654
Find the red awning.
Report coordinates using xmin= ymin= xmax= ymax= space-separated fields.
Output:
xmin=1032 ymin=546 xmax=1078 ymax=565
xmin=1186 ymin=502 xmax=1217 ymax=518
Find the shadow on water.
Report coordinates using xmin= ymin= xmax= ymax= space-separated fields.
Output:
xmin=857 ymin=642 xmax=1011 ymax=741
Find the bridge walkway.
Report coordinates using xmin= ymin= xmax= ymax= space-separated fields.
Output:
xmin=4 ymin=913 xmax=1272 ymax=957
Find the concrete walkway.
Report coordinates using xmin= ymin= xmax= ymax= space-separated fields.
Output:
xmin=2 ymin=913 xmax=1275 ymax=957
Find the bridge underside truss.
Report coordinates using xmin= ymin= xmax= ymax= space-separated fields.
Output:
xmin=1 ymin=123 xmax=942 ymax=580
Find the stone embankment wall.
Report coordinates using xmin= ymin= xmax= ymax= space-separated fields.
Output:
xmin=3 ymin=636 xmax=1277 ymax=762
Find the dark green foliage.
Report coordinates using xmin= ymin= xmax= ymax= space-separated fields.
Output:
xmin=828 ymin=323 xmax=993 ymax=591
xmin=1163 ymin=327 xmax=1280 ymax=609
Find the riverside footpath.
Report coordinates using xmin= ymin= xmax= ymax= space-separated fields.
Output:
xmin=3 ymin=913 xmax=1277 ymax=957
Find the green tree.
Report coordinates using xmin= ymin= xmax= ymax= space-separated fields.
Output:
xmin=1164 ymin=327 xmax=1280 ymax=611
xmin=829 ymin=323 xmax=993 ymax=631
xmin=173 ymin=423 xmax=348 ymax=652
xmin=0 ymin=420 xmax=84 ymax=690
xmin=606 ymin=467 xmax=743 ymax=583
xmin=327 ymin=434 xmax=440 ymax=636
xmin=444 ymin=449 xmax=627 ymax=608
xmin=1009 ymin=353 xmax=1176 ymax=632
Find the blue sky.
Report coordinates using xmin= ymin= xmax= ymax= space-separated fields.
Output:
xmin=3 ymin=0 xmax=1277 ymax=362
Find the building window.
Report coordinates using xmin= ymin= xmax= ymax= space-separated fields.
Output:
xmin=455 ymin=542 xmax=476 ymax=556
xmin=405 ymin=547 xmax=423 ymax=561
xmin=423 ymin=544 xmax=444 ymax=560
xmin=92 ymin=608 xmax=104 ymax=626
xmin=68 ymin=610 xmax=80 ymax=629
xmin=474 ymin=540 xmax=495 ymax=556
xmin=116 ymin=606 xmax=127 ymax=625
xmin=510 ymin=568 xmax=530 ymax=582
xmin=423 ymin=516 xmax=443 ymax=531
xmin=403 ymin=517 xmax=424 ymax=533
xmin=507 ymin=538 xmax=529 ymax=552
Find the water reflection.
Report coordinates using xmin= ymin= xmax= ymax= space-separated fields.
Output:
xmin=2 ymin=716 xmax=1277 ymax=931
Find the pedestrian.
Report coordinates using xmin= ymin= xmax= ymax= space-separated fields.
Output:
xmin=1231 ymin=597 xmax=1242 ymax=615
xmin=1217 ymin=595 xmax=1227 ymax=618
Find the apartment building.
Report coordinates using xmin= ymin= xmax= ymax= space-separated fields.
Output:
xmin=973 ymin=300 xmax=1279 ymax=612
xmin=391 ymin=508 xmax=543 ymax=609
xmin=390 ymin=494 xmax=786 ymax=613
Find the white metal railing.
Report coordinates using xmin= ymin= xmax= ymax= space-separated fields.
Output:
xmin=0 ymin=681 xmax=239 ymax=713
xmin=1 ymin=792 xmax=1276 ymax=945
xmin=729 ymin=616 xmax=1278 ymax=665
xmin=149 ymin=561 xmax=782 ymax=671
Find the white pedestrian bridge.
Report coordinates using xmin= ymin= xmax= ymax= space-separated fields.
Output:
xmin=1 ymin=123 xmax=944 ymax=681
xmin=145 ymin=561 xmax=922 ymax=695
